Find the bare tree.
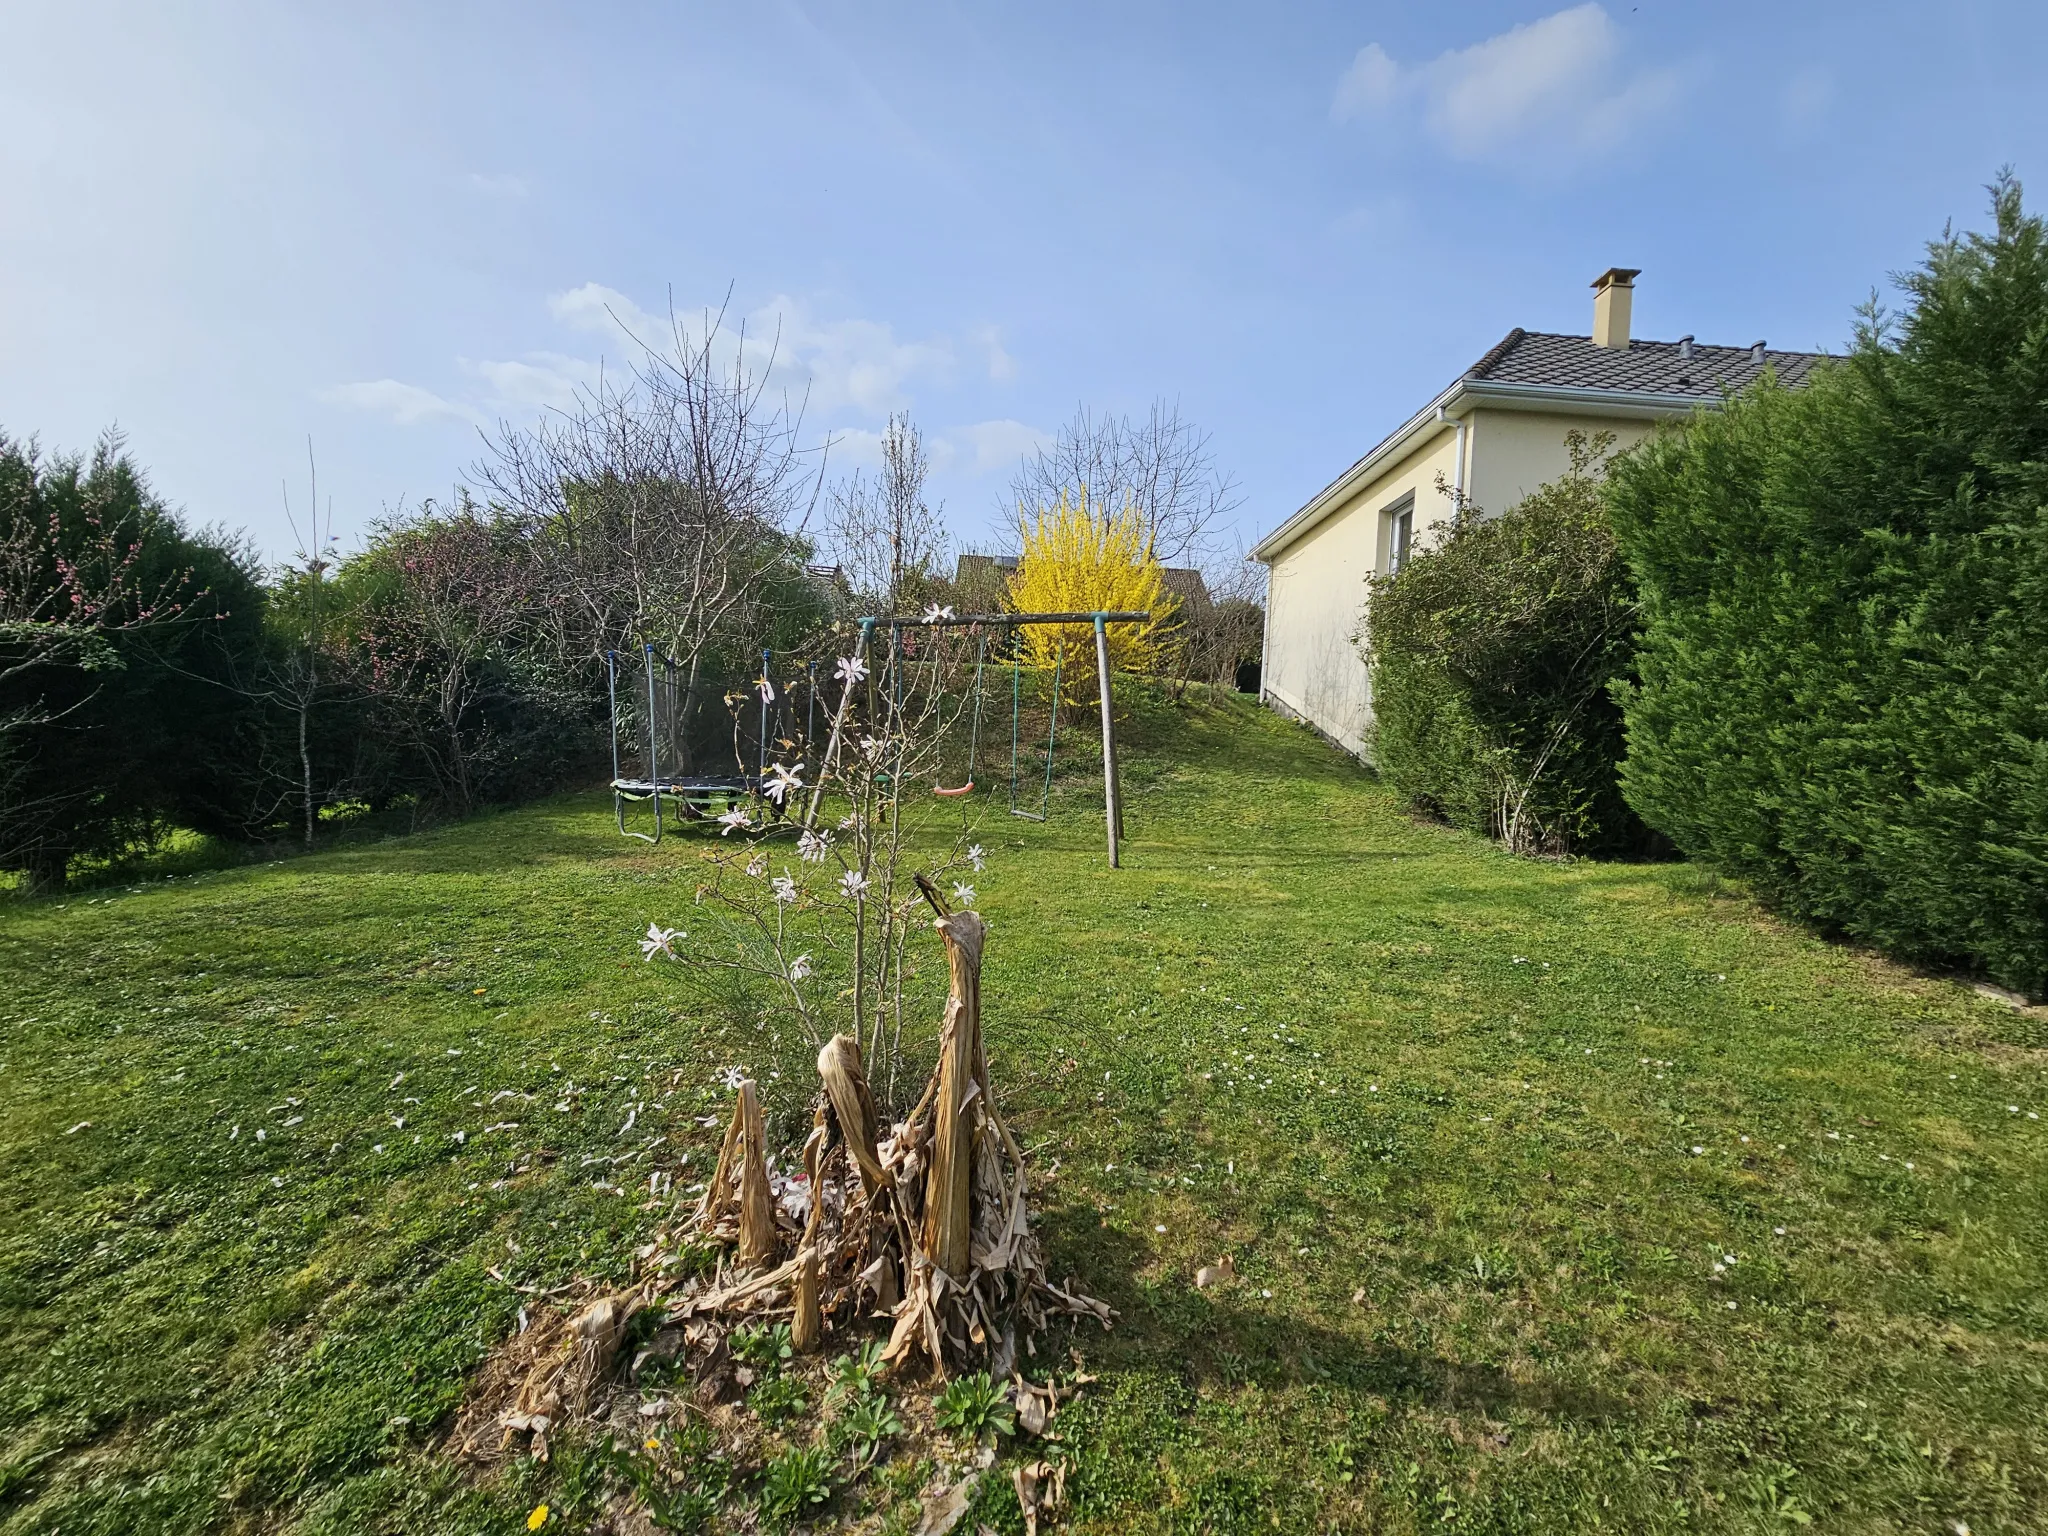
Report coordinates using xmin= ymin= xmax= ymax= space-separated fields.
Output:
xmin=1008 ymin=400 xmax=1241 ymax=567
xmin=475 ymin=296 xmax=826 ymax=687
xmin=825 ymin=412 xmax=949 ymax=614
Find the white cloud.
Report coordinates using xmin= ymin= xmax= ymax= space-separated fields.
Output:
xmin=466 ymin=171 xmax=529 ymax=198
xmin=332 ymin=287 xmax=990 ymax=447
xmin=460 ymin=352 xmax=601 ymax=411
xmin=1781 ymin=66 xmax=1835 ymax=131
xmin=321 ymin=379 xmax=483 ymax=427
xmin=546 ymin=283 xmax=951 ymax=417
xmin=970 ymin=324 xmax=1017 ymax=383
xmin=946 ymin=418 xmax=1050 ymax=476
xmin=1332 ymin=5 xmax=1682 ymax=165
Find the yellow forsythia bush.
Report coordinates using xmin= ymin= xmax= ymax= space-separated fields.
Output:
xmin=1007 ymin=491 xmax=1175 ymax=688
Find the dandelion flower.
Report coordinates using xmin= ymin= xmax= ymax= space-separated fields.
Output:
xmin=528 ymin=1505 xmax=551 ymax=1531
xmin=640 ymin=923 xmax=681 ymax=961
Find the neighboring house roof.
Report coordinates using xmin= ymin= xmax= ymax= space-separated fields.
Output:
xmin=957 ymin=551 xmax=1212 ymax=616
xmin=1252 ymin=329 xmax=1829 ymax=562
xmin=1158 ymin=565 xmax=1211 ymax=616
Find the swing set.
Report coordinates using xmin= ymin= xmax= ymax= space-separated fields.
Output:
xmin=608 ymin=610 xmax=1149 ymax=867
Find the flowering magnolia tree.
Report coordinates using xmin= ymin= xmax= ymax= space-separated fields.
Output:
xmin=640 ymin=631 xmax=993 ymax=1105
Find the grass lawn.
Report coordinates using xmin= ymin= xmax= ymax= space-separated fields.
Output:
xmin=3 ymin=695 xmax=2045 ymax=1534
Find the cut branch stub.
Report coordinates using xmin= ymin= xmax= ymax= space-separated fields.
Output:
xmin=735 ymin=1079 xmax=779 ymax=1270
xmin=920 ymin=911 xmax=985 ymax=1278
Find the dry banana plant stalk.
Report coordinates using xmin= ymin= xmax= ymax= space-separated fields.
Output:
xmin=659 ymin=899 xmax=1108 ymax=1378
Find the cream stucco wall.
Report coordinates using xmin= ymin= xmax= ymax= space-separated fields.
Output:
xmin=1262 ymin=427 xmax=1460 ymax=758
xmin=1263 ymin=406 xmax=1662 ymax=760
xmin=1463 ymin=408 xmax=1654 ymax=520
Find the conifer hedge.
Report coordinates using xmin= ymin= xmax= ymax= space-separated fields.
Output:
xmin=1608 ymin=178 xmax=2048 ymax=997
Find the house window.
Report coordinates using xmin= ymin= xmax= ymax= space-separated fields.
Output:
xmin=1383 ymin=493 xmax=1415 ymax=575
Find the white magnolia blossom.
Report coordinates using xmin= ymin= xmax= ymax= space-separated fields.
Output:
xmin=771 ymin=873 xmax=799 ymax=905
xmin=952 ymin=882 xmax=976 ymax=907
xmin=640 ymin=923 xmax=682 ymax=961
xmin=789 ymin=954 xmax=813 ymax=982
xmin=833 ymin=654 xmax=869 ymax=685
xmin=839 ymin=869 xmax=871 ymax=899
xmin=718 ymin=1065 xmax=748 ymax=1090
xmin=797 ymin=828 xmax=832 ymax=863
xmin=763 ymin=761 xmax=805 ymax=805
xmin=717 ymin=807 xmax=753 ymax=836
xmin=858 ymin=734 xmax=885 ymax=761
xmin=756 ymin=676 xmax=776 ymax=702
xmin=745 ymin=855 xmax=767 ymax=878
xmin=922 ymin=603 xmax=956 ymax=623
xmin=837 ymin=813 xmax=859 ymax=830
xmin=966 ymin=843 xmax=986 ymax=872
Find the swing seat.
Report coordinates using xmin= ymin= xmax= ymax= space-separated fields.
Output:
xmin=933 ymin=779 xmax=975 ymax=798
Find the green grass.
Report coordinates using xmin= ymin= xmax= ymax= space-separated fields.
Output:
xmin=3 ymin=695 xmax=2045 ymax=1533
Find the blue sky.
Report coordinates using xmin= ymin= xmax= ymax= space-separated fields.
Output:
xmin=3 ymin=2 xmax=2043 ymax=567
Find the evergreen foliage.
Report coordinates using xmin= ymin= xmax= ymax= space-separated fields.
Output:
xmin=1360 ymin=432 xmax=1651 ymax=856
xmin=0 ymin=432 xmax=267 ymax=890
xmin=1609 ymin=176 xmax=2048 ymax=996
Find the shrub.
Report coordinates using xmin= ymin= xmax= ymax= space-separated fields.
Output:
xmin=1360 ymin=431 xmax=1652 ymax=856
xmin=0 ymin=431 xmax=269 ymax=889
xmin=1608 ymin=176 xmax=2048 ymax=997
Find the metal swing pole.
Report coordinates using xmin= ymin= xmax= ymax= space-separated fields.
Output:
xmin=644 ymin=642 xmax=663 ymax=844
xmin=1093 ymin=613 xmax=1121 ymax=868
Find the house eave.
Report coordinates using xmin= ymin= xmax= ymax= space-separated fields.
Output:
xmin=1251 ymin=379 xmax=1710 ymax=563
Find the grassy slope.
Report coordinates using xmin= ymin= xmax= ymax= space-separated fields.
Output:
xmin=2 ymin=697 xmax=2045 ymax=1534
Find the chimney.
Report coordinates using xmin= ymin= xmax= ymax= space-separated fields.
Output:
xmin=1591 ymin=267 xmax=1640 ymax=349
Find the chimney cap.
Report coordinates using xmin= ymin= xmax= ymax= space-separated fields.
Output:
xmin=1591 ymin=267 xmax=1641 ymax=291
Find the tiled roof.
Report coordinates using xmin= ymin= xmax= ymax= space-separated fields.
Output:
xmin=1466 ymin=328 xmax=1827 ymax=399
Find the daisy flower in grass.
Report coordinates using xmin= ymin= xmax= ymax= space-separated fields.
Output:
xmin=840 ymin=870 xmax=870 ymax=899
xmin=797 ymin=828 xmax=832 ymax=863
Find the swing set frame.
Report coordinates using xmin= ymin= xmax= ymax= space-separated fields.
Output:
xmin=805 ymin=609 xmax=1150 ymax=869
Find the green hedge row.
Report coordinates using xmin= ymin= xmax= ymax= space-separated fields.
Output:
xmin=1361 ymin=432 xmax=1654 ymax=857
xmin=1607 ymin=178 xmax=2048 ymax=996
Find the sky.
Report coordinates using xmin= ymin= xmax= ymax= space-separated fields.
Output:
xmin=3 ymin=1 xmax=2044 ymax=571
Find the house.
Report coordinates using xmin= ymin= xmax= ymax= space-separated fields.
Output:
xmin=954 ymin=552 xmax=1212 ymax=617
xmin=1250 ymin=269 xmax=1826 ymax=758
